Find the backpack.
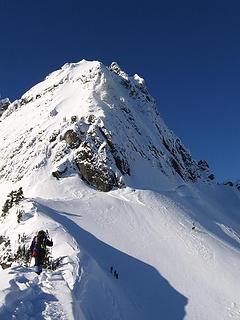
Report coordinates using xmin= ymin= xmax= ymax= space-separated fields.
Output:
xmin=31 ymin=231 xmax=47 ymax=257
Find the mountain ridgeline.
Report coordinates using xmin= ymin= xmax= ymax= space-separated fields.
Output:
xmin=0 ymin=61 xmax=214 ymax=191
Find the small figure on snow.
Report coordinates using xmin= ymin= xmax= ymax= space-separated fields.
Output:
xmin=30 ymin=230 xmax=53 ymax=275
xmin=114 ymin=270 xmax=119 ymax=279
xmin=192 ymin=222 xmax=196 ymax=230
xmin=110 ymin=266 xmax=113 ymax=273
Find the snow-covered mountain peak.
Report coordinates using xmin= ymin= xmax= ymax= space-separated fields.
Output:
xmin=0 ymin=60 xmax=214 ymax=191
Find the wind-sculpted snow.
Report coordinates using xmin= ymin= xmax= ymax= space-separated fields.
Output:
xmin=0 ymin=60 xmax=213 ymax=191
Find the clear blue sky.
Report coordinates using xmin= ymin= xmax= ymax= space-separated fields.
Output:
xmin=0 ymin=0 xmax=239 ymax=182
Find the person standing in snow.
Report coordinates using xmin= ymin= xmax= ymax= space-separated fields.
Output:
xmin=30 ymin=230 xmax=53 ymax=275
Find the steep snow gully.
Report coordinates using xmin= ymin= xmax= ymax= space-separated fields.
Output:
xmin=0 ymin=60 xmax=240 ymax=319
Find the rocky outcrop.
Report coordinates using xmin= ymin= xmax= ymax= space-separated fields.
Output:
xmin=163 ymin=138 xmax=213 ymax=182
xmin=0 ymin=98 xmax=10 ymax=117
xmin=236 ymin=181 xmax=240 ymax=191
xmin=223 ymin=180 xmax=240 ymax=192
xmin=52 ymin=160 xmax=69 ymax=179
xmin=62 ymin=130 xmax=81 ymax=149
xmin=73 ymin=120 xmax=127 ymax=191
xmin=224 ymin=181 xmax=234 ymax=187
xmin=75 ymin=146 xmax=119 ymax=192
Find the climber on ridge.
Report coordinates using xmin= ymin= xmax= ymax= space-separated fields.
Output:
xmin=30 ymin=230 xmax=53 ymax=275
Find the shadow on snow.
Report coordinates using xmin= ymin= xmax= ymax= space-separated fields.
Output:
xmin=36 ymin=199 xmax=188 ymax=320
xmin=0 ymin=266 xmax=57 ymax=320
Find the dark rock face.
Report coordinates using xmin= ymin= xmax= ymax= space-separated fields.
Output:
xmin=52 ymin=168 xmax=67 ymax=180
xmin=49 ymin=115 xmax=129 ymax=191
xmin=114 ymin=155 xmax=130 ymax=175
xmin=51 ymin=158 xmax=72 ymax=180
xmin=63 ymin=130 xmax=81 ymax=149
xmin=208 ymin=174 xmax=215 ymax=181
xmin=75 ymin=144 xmax=119 ymax=192
xmin=198 ymin=160 xmax=209 ymax=170
xmin=163 ymin=137 xmax=213 ymax=182
xmin=109 ymin=62 xmax=121 ymax=75
xmin=49 ymin=130 xmax=60 ymax=143
xmin=0 ymin=98 xmax=10 ymax=117
xmin=224 ymin=180 xmax=240 ymax=192
xmin=56 ymin=117 xmax=129 ymax=191
xmin=99 ymin=127 xmax=130 ymax=175
xmin=170 ymin=158 xmax=185 ymax=180
xmin=224 ymin=181 xmax=234 ymax=187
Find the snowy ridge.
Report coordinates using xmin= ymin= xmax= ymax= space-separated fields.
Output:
xmin=0 ymin=197 xmax=80 ymax=319
xmin=0 ymin=60 xmax=239 ymax=319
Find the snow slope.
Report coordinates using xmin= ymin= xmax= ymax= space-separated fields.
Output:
xmin=1 ymin=179 xmax=240 ymax=319
xmin=0 ymin=60 xmax=239 ymax=319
